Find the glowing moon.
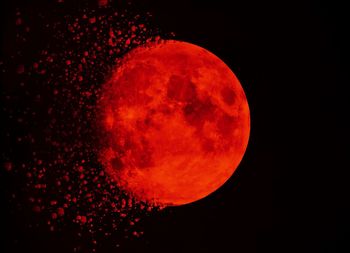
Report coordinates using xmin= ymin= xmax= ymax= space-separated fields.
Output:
xmin=99 ymin=40 xmax=250 ymax=206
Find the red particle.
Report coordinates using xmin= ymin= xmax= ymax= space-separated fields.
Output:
xmin=33 ymin=62 xmax=39 ymax=69
xmin=4 ymin=162 xmax=12 ymax=171
xmin=82 ymin=91 xmax=92 ymax=97
xmin=51 ymin=213 xmax=58 ymax=219
xmin=98 ymin=0 xmax=108 ymax=6
xmin=89 ymin=17 xmax=96 ymax=24
xmin=17 ymin=65 xmax=25 ymax=74
xmin=50 ymin=200 xmax=57 ymax=205
xmin=108 ymin=38 xmax=116 ymax=47
xmin=33 ymin=206 xmax=41 ymax=213
xmin=66 ymin=60 xmax=71 ymax=65
xmin=57 ymin=207 xmax=65 ymax=216
xmin=16 ymin=18 xmax=22 ymax=26
xmin=65 ymin=194 xmax=71 ymax=201
xmin=109 ymin=29 xmax=115 ymax=38
xmin=80 ymin=216 xmax=87 ymax=223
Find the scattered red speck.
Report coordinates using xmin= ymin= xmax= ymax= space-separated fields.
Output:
xmin=33 ymin=206 xmax=41 ymax=213
xmin=66 ymin=60 xmax=71 ymax=65
xmin=89 ymin=17 xmax=96 ymax=24
xmin=80 ymin=216 xmax=87 ymax=223
xmin=98 ymin=0 xmax=108 ymax=6
xmin=16 ymin=18 xmax=22 ymax=26
xmin=4 ymin=162 xmax=12 ymax=171
xmin=51 ymin=212 xmax=58 ymax=219
xmin=57 ymin=207 xmax=65 ymax=216
xmin=17 ymin=64 xmax=25 ymax=74
xmin=47 ymin=56 xmax=54 ymax=63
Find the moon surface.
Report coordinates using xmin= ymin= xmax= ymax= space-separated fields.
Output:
xmin=99 ymin=40 xmax=250 ymax=206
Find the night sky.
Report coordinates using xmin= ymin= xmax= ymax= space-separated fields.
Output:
xmin=1 ymin=0 xmax=349 ymax=252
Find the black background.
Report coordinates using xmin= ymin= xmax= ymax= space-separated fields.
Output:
xmin=1 ymin=0 xmax=349 ymax=252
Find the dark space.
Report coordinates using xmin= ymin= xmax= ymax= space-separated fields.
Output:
xmin=1 ymin=0 xmax=349 ymax=252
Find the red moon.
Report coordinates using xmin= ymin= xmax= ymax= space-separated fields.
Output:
xmin=99 ymin=40 xmax=250 ymax=206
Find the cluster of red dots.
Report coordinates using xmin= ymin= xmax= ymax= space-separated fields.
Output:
xmin=2 ymin=1 xmax=173 ymax=251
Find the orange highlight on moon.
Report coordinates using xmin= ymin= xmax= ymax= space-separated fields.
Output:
xmin=99 ymin=40 xmax=250 ymax=206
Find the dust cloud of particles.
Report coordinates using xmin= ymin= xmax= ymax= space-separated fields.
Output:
xmin=1 ymin=1 xmax=174 ymax=251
